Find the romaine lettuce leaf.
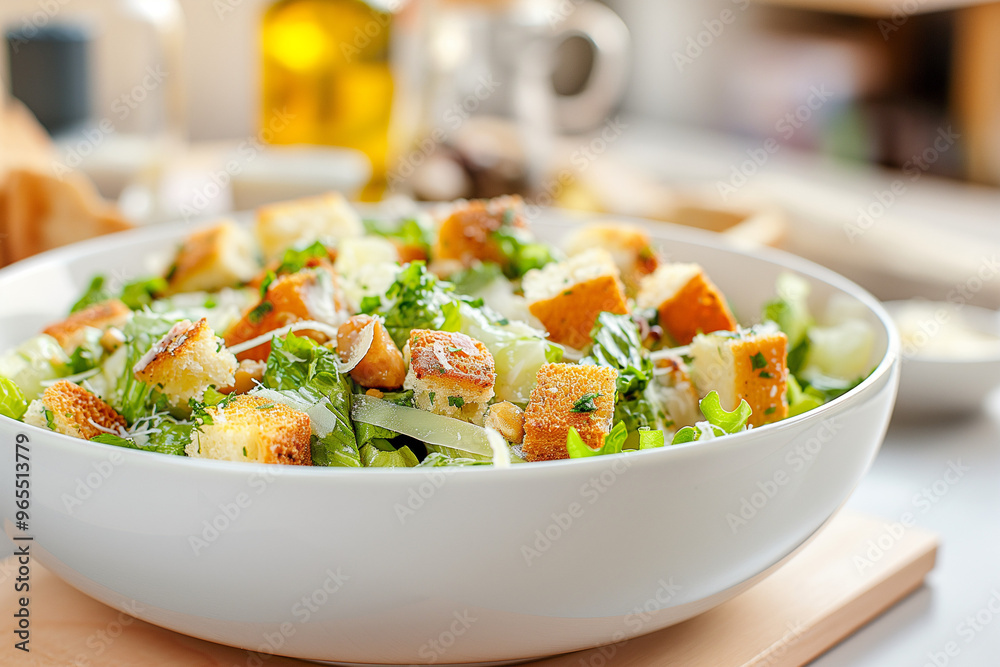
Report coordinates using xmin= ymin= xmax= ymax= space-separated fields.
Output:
xmin=91 ymin=415 xmax=192 ymax=456
xmin=0 ymin=335 xmax=70 ymax=401
xmin=671 ymin=391 xmax=752 ymax=444
xmin=360 ymin=440 xmax=419 ymax=467
xmin=363 ymin=216 xmax=434 ymax=255
xmin=457 ymin=302 xmax=558 ymax=404
xmin=262 ymin=333 xmax=361 ymax=467
xmin=361 ymin=262 xmax=469 ymax=348
xmin=112 ymin=311 xmax=181 ymax=424
xmin=70 ymin=274 xmax=166 ymax=313
xmin=0 ymin=377 xmax=28 ymax=420
xmin=489 ymin=210 xmax=558 ymax=279
xmin=416 ymin=452 xmax=487 ymax=467
xmin=582 ymin=312 xmax=653 ymax=398
xmin=566 ymin=421 xmax=629 ymax=458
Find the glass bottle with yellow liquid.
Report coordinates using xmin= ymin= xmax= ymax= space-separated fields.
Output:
xmin=261 ymin=0 xmax=396 ymax=199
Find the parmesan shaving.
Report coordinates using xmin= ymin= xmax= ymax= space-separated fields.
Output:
xmin=336 ymin=316 xmax=378 ymax=373
xmin=485 ymin=427 xmax=511 ymax=468
xmin=351 ymin=394 xmax=493 ymax=459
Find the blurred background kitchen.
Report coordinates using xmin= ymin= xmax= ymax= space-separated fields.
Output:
xmin=2 ymin=0 xmax=1000 ymax=315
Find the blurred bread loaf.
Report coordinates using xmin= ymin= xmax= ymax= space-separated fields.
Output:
xmin=0 ymin=101 xmax=131 ymax=266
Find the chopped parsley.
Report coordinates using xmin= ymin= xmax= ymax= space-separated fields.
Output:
xmin=242 ymin=446 xmax=248 ymax=457
xmin=247 ymin=301 xmax=273 ymax=324
xmin=570 ymin=392 xmax=603 ymax=413
xmin=759 ymin=371 xmax=774 ymax=379
xmin=256 ymin=404 xmax=275 ymax=410
xmin=751 ymin=352 xmax=767 ymax=370
xmin=448 ymin=396 xmax=465 ymax=408
xmin=765 ymin=406 xmax=777 ymax=415
xmin=259 ymin=270 xmax=276 ymax=297
xmin=428 ymin=391 xmax=436 ymax=404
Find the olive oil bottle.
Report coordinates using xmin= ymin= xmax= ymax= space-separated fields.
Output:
xmin=261 ymin=0 xmax=394 ymax=199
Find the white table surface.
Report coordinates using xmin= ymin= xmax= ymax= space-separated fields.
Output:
xmin=816 ymin=392 xmax=1000 ymax=666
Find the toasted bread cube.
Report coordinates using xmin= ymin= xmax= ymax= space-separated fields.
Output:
xmin=43 ymin=299 xmax=131 ymax=353
xmin=689 ymin=327 xmax=789 ymax=427
xmin=523 ymin=249 xmax=629 ymax=350
xmin=565 ymin=223 xmax=659 ymax=295
xmin=636 ymin=263 xmax=737 ymax=345
xmin=653 ymin=355 xmax=701 ymax=430
xmin=404 ymin=329 xmax=496 ymax=423
xmin=522 ymin=363 xmax=617 ymax=461
xmin=185 ymin=394 xmax=312 ymax=465
xmin=224 ymin=265 xmax=350 ymax=362
xmin=164 ymin=220 xmax=258 ymax=295
xmin=337 ymin=315 xmax=406 ymax=390
xmin=255 ymin=192 xmax=363 ymax=261
xmin=133 ymin=318 xmax=237 ymax=408
xmin=432 ymin=195 xmax=525 ymax=270
xmin=24 ymin=380 xmax=127 ymax=440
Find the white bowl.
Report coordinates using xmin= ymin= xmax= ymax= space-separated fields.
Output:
xmin=0 ymin=214 xmax=898 ymax=664
xmin=883 ymin=300 xmax=1000 ymax=417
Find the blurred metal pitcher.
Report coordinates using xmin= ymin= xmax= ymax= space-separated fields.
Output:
xmin=393 ymin=0 xmax=630 ymax=200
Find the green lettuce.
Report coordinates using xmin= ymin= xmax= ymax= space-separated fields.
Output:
xmin=0 ymin=377 xmax=28 ymax=420
xmin=416 ymin=452 xmax=487 ymax=467
xmin=582 ymin=312 xmax=653 ymax=398
xmin=112 ymin=312 xmax=180 ymax=424
xmin=490 ymin=208 xmax=558 ymax=279
xmin=363 ymin=216 xmax=434 ymax=255
xmin=566 ymin=421 xmax=629 ymax=458
xmin=91 ymin=415 xmax=192 ymax=456
xmin=458 ymin=302 xmax=560 ymax=404
xmin=671 ymin=391 xmax=752 ymax=444
xmin=360 ymin=440 xmax=420 ymax=467
xmin=70 ymin=274 xmax=166 ymax=313
xmin=262 ymin=333 xmax=361 ymax=467
xmin=0 ymin=335 xmax=70 ymax=401
xmin=361 ymin=262 xmax=470 ymax=348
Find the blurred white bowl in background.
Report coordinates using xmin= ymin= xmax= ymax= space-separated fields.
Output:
xmin=885 ymin=300 xmax=1000 ymax=417
xmin=229 ymin=144 xmax=371 ymax=211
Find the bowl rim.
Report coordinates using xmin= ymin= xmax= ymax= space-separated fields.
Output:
xmin=0 ymin=209 xmax=900 ymax=477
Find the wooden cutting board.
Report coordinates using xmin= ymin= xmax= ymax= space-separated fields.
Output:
xmin=0 ymin=512 xmax=937 ymax=667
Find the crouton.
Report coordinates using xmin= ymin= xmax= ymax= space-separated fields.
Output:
xmin=636 ymin=263 xmax=737 ymax=345
xmin=24 ymin=380 xmax=127 ymax=440
xmin=523 ymin=249 xmax=629 ymax=350
xmin=224 ymin=265 xmax=350 ymax=362
xmin=164 ymin=220 xmax=258 ymax=295
xmin=522 ymin=363 xmax=617 ymax=461
xmin=255 ymin=192 xmax=363 ymax=261
xmin=133 ymin=318 xmax=237 ymax=408
xmin=43 ymin=299 xmax=131 ymax=353
xmin=337 ymin=315 xmax=406 ymax=390
xmin=484 ymin=401 xmax=525 ymax=444
xmin=403 ymin=329 xmax=496 ymax=423
xmin=689 ymin=327 xmax=789 ymax=427
xmin=565 ymin=223 xmax=659 ymax=295
xmin=432 ymin=195 xmax=526 ymax=270
xmin=653 ymin=355 xmax=701 ymax=429
xmin=185 ymin=394 xmax=311 ymax=465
